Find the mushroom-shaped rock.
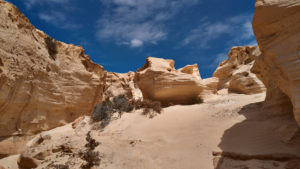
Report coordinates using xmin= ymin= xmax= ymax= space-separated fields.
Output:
xmin=135 ymin=57 xmax=205 ymax=106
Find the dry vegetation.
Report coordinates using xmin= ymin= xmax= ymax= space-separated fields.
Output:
xmin=79 ymin=132 xmax=100 ymax=169
xmin=44 ymin=36 xmax=58 ymax=60
xmin=92 ymin=95 xmax=162 ymax=126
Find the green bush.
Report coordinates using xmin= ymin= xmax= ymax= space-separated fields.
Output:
xmin=44 ymin=36 xmax=58 ymax=60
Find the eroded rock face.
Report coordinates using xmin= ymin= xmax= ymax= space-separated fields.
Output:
xmin=213 ymin=46 xmax=265 ymax=94
xmin=0 ymin=1 xmax=105 ymax=137
xmin=251 ymin=0 xmax=300 ymax=124
xmin=103 ymin=72 xmax=142 ymax=101
xmin=135 ymin=57 xmax=209 ymax=106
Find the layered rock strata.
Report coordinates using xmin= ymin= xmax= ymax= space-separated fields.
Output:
xmin=251 ymin=0 xmax=300 ymax=124
xmin=0 ymin=0 xmax=106 ymax=137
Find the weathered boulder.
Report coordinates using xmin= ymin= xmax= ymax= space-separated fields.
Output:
xmin=103 ymin=71 xmax=142 ymax=101
xmin=17 ymin=154 xmax=39 ymax=169
xmin=0 ymin=0 xmax=105 ymax=137
xmin=135 ymin=57 xmax=209 ymax=106
xmin=251 ymin=0 xmax=300 ymax=124
xmin=213 ymin=46 xmax=265 ymax=94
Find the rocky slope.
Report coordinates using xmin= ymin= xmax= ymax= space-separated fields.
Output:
xmin=251 ymin=0 xmax=300 ymax=125
xmin=0 ymin=0 xmax=106 ymax=137
xmin=213 ymin=46 xmax=265 ymax=94
xmin=135 ymin=57 xmax=218 ymax=106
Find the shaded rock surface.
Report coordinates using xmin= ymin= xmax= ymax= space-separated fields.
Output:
xmin=0 ymin=0 xmax=106 ymax=137
xmin=251 ymin=0 xmax=300 ymax=125
xmin=17 ymin=154 xmax=39 ymax=169
xmin=135 ymin=57 xmax=214 ymax=106
xmin=213 ymin=46 xmax=265 ymax=94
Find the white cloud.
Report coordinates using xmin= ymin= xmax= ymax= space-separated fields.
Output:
xmin=97 ymin=0 xmax=200 ymax=47
xmin=183 ymin=14 xmax=256 ymax=48
xmin=130 ymin=39 xmax=144 ymax=47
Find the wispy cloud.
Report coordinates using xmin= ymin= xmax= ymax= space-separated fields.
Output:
xmin=23 ymin=0 xmax=81 ymax=30
xmin=23 ymin=0 xmax=69 ymax=9
xmin=97 ymin=0 xmax=200 ymax=48
xmin=39 ymin=11 xmax=82 ymax=29
xmin=183 ymin=14 xmax=256 ymax=48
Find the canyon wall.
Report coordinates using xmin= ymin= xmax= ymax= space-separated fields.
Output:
xmin=213 ymin=46 xmax=265 ymax=94
xmin=0 ymin=0 xmax=106 ymax=137
xmin=251 ymin=0 xmax=300 ymax=124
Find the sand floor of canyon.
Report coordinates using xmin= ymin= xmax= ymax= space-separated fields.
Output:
xmin=1 ymin=92 xmax=300 ymax=169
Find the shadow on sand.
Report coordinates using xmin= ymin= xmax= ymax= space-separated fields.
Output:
xmin=214 ymin=101 xmax=300 ymax=169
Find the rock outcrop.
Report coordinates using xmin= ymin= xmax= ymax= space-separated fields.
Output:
xmin=251 ymin=0 xmax=300 ymax=124
xmin=0 ymin=0 xmax=105 ymax=137
xmin=17 ymin=154 xmax=39 ymax=169
xmin=213 ymin=46 xmax=265 ymax=94
xmin=103 ymin=72 xmax=142 ymax=101
xmin=135 ymin=57 xmax=215 ymax=106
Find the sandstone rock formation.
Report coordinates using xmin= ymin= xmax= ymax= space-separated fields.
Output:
xmin=251 ymin=0 xmax=300 ymax=124
xmin=135 ymin=57 xmax=215 ymax=105
xmin=200 ymin=77 xmax=219 ymax=97
xmin=213 ymin=46 xmax=265 ymax=94
xmin=17 ymin=154 xmax=39 ymax=169
xmin=103 ymin=72 xmax=142 ymax=101
xmin=0 ymin=0 xmax=105 ymax=137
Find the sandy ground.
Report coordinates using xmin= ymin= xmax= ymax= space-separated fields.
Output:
xmin=1 ymin=92 xmax=300 ymax=169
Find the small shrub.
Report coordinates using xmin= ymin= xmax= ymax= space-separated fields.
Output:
xmin=91 ymin=95 xmax=133 ymax=126
xmin=195 ymin=97 xmax=203 ymax=104
xmin=141 ymin=108 xmax=151 ymax=116
xmin=85 ymin=131 xmax=99 ymax=150
xmin=44 ymin=36 xmax=58 ymax=60
xmin=132 ymin=99 xmax=162 ymax=117
xmin=80 ymin=150 xmax=100 ymax=169
xmin=112 ymin=95 xmax=133 ymax=113
xmin=91 ymin=95 xmax=162 ymax=126
xmin=91 ymin=100 xmax=113 ymax=122
xmin=79 ymin=132 xmax=100 ymax=169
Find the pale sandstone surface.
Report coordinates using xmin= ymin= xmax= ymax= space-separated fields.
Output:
xmin=135 ymin=57 xmax=215 ymax=105
xmin=1 ymin=93 xmax=300 ymax=169
xmin=0 ymin=0 xmax=105 ymax=139
xmin=103 ymin=72 xmax=142 ymax=101
xmin=251 ymin=0 xmax=300 ymax=125
xmin=213 ymin=46 xmax=265 ymax=94
xmin=200 ymin=77 xmax=219 ymax=99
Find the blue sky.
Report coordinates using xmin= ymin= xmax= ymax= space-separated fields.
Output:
xmin=8 ymin=0 xmax=257 ymax=78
